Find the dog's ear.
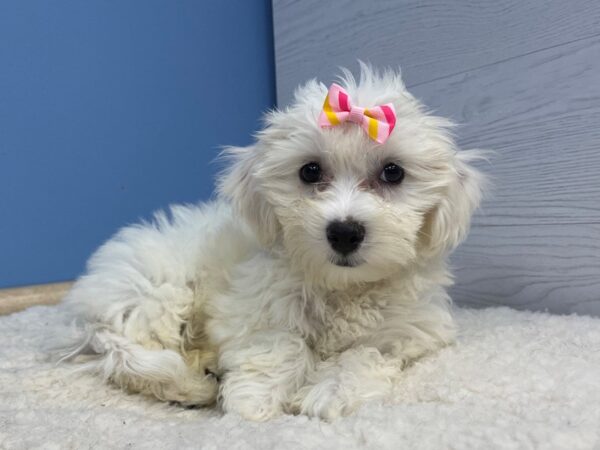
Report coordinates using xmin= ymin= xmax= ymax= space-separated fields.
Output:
xmin=218 ymin=145 xmax=280 ymax=246
xmin=420 ymin=151 xmax=485 ymax=258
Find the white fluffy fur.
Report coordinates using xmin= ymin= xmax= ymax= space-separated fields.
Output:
xmin=60 ymin=65 xmax=485 ymax=421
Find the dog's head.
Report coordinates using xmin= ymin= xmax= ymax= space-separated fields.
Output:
xmin=219 ymin=65 xmax=484 ymax=287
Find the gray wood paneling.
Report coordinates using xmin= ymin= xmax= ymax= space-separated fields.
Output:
xmin=273 ymin=0 xmax=600 ymax=315
xmin=412 ymin=35 xmax=600 ymax=227
xmin=451 ymin=224 xmax=600 ymax=315
xmin=274 ymin=0 xmax=600 ymax=105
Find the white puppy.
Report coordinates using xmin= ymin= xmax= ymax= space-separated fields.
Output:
xmin=61 ymin=65 xmax=484 ymax=421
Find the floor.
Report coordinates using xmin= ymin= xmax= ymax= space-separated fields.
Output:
xmin=0 ymin=281 xmax=72 ymax=315
xmin=2 ymin=303 xmax=599 ymax=449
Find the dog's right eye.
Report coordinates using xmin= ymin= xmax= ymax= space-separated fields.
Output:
xmin=299 ymin=162 xmax=322 ymax=184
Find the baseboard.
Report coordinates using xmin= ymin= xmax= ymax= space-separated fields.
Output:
xmin=0 ymin=281 xmax=73 ymax=315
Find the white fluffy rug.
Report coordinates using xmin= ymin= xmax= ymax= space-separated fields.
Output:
xmin=1 ymin=304 xmax=600 ymax=450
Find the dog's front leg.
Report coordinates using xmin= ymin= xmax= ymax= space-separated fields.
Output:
xmin=290 ymin=346 xmax=403 ymax=421
xmin=218 ymin=330 xmax=314 ymax=421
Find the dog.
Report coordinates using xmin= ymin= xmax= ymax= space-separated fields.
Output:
xmin=61 ymin=64 xmax=484 ymax=421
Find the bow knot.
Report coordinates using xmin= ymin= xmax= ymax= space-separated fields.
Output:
xmin=348 ymin=106 xmax=366 ymax=124
xmin=318 ymin=83 xmax=396 ymax=144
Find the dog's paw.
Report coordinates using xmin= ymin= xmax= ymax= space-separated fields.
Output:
xmin=219 ymin=374 xmax=284 ymax=421
xmin=289 ymin=380 xmax=355 ymax=421
xmin=222 ymin=393 xmax=283 ymax=422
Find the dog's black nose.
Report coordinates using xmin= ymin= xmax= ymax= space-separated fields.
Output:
xmin=326 ymin=220 xmax=366 ymax=256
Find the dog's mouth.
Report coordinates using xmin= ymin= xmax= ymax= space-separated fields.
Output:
xmin=331 ymin=256 xmax=362 ymax=268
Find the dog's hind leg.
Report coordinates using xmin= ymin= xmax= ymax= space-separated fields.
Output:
xmin=58 ymin=205 xmax=235 ymax=406
xmin=61 ymin=274 xmax=218 ymax=406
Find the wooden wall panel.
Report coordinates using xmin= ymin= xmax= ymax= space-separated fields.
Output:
xmin=411 ymin=35 xmax=600 ymax=227
xmin=273 ymin=0 xmax=600 ymax=315
xmin=451 ymin=224 xmax=600 ymax=315
xmin=274 ymin=0 xmax=600 ymax=105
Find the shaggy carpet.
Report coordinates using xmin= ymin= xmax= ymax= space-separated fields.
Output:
xmin=1 ymin=304 xmax=599 ymax=450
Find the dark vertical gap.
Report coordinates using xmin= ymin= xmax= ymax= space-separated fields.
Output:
xmin=265 ymin=0 xmax=278 ymax=108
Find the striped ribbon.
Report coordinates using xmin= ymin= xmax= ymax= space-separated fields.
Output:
xmin=317 ymin=83 xmax=396 ymax=144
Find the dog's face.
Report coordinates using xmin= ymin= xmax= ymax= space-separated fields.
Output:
xmin=220 ymin=66 xmax=483 ymax=287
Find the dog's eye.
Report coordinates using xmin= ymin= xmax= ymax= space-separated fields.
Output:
xmin=380 ymin=163 xmax=405 ymax=184
xmin=299 ymin=162 xmax=322 ymax=184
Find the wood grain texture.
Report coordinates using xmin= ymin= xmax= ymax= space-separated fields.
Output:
xmin=273 ymin=0 xmax=600 ymax=314
xmin=0 ymin=281 xmax=71 ymax=315
xmin=274 ymin=0 xmax=600 ymax=105
xmin=450 ymin=224 xmax=600 ymax=315
xmin=412 ymin=35 xmax=600 ymax=226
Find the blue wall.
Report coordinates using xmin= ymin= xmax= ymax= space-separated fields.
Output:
xmin=0 ymin=1 xmax=275 ymax=288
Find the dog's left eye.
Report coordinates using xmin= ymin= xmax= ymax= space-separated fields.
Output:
xmin=299 ymin=162 xmax=322 ymax=184
xmin=380 ymin=163 xmax=405 ymax=184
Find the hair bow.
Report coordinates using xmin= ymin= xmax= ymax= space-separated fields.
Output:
xmin=317 ymin=83 xmax=396 ymax=144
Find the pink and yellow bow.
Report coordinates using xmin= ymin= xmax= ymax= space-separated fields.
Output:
xmin=317 ymin=83 xmax=397 ymax=144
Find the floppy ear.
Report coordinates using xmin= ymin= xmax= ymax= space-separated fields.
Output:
xmin=217 ymin=145 xmax=280 ymax=246
xmin=420 ymin=151 xmax=485 ymax=258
